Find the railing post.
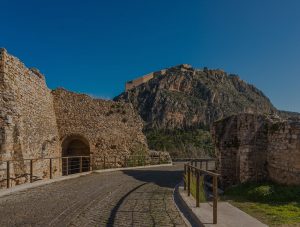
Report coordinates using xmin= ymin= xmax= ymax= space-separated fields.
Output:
xmin=124 ymin=156 xmax=127 ymax=167
xmin=6 ymin=161 xmax=10 ymax=188
xmin=90 ymin=155 xmax=92 ymax=171
xmin=187 ymin=166 xmax=191 ymax=196
xmin=213 ymin=175 xmax=218 ymax=224
xmin=200 ymin=161 xmax=203 ymax=170
xmin=80 ymin=157 xmax=83 ymax=173
xmin=183 ymin=164 xmax=186 ymax=190
xmin=50 ymin=158 xmax=53 ymax=179
xmin=206 ymin=160 xmax=208 ymax=170
xmin=103 ymin=155 xmax=106 ymax=169
xmin=196 ymin=171 xmax=200 ymax=207
xmin=30 ymin=159 xmax=33 ymax=183
xmin=66 ymin=157 xmax=69 ymax=176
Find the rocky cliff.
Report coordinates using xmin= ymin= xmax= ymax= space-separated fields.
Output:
xmin=115 ymin=64 xmax=280 ymax=157
xmin=115 ymin=64 xmax=277 ymax=130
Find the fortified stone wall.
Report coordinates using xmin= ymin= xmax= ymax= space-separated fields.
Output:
xmin=0 ymin=49 xmax=149 ymax=188
xmin=0 ymin=49 xmax=60 ymax=187
xmin=126 ymin=73 xmax=155 ymax=91
xmin=267 ymin=121 xmax=300 ymax=184
xmin=52 ymin=88 xmax=148 ymax=167
xmin=213 ymin=113 xmax=300 ymax=188
xmin=125 ymin=64 xmax=192 ymax=91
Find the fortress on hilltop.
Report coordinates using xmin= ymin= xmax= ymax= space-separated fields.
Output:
xmin=125 ymin=64 xmax=192 ymax=91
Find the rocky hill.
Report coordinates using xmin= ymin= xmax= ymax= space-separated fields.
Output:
xmin=114 ymin=64 xmax=291 ymax=157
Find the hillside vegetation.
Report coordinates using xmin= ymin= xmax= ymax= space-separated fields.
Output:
xmin=115 ymin=64 xmax=298 ymax=158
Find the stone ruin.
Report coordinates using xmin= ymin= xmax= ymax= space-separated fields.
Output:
xmin=0 ymin=48 xmax=148 ymax=187
xmin=212 ymin=113 xmax=300 ymax=188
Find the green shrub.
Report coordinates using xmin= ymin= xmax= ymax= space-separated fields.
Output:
xmin=145 ymin=128 xmax=214 ymax=158
xmin=223 ymin=182 xmax=300 ymax=225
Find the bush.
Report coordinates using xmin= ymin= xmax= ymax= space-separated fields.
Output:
xmin=145 ymin=128 xmax=214 ymax=158
xmin=223 ymin=182 xmax=300 ymax=225
xmin=224 ymin=182 xmax=300 ymax=203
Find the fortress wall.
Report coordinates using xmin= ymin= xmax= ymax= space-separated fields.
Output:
xmin=52 ymin=88 xmax=148 ymax=166
xmin=0 ymin=49 xmax=150 ymax=188
xmin=213 ymin=116 xmax=239 ymax=187
xmin=213 ymin=113 xmax=300 ymax=188
xmin=213 ymin=114 xmax=269 ymax=188
xmin=0 ymin=49 xmax=60 ymax=186
xmin=125 ymin=65 xmax=191 ymax=91
xmin=267 ymin=121 xmax=300 ymax=185
xmin=126 ymin=73 xmax=154 ymax=91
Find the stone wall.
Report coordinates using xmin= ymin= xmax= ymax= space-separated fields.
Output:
xmin=267 ymin=121 xmax=300 ymax=184
xmin=0 ymin=48 xmax=60 ymax=187
xmin=126 ymin=73 xmax=155 ymax=91
xmin=213 ymin=113 xmax=300 ymax=188
xmin=52 ymin=88 xmax=148 ymax=167
xmin=0 ymin=49 xmax=149 ymax=188
xmin=125 ymin=64 xmax=193 ymax=91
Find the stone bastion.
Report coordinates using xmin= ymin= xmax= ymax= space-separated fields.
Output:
xmin=0 ymin=48 xmax=148 ymax=187
xmin=212 ymin=113 xmax=300 ymax=188
xmin=125 ymin=64 xmax=192 ymax=91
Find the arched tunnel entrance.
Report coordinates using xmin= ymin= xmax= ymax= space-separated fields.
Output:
xmin=62 ymin=135 xmax=90 ymax=175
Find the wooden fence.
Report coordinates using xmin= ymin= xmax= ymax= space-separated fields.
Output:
xmin=183 ymin=159 xmax=220 ymax=224
xmin=0 ymin=154 xmax=171 ymax=189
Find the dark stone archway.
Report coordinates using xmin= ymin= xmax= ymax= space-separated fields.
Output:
xmin=61 ymin=135 xmax=90 ymax=175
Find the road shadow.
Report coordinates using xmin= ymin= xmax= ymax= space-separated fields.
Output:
xmin=106 ymin=166 xmax=186 ymax=226
xmin=121 ymin=168 xmax=183 ymax=189
xmin=106 ymin=182 xmax=148 ymax=226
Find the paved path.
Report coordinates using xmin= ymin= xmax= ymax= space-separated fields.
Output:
xmin=179 ymin=186 xmax=267 ymax=227
xmin=0 ymin=164 xmax=186 ymax=227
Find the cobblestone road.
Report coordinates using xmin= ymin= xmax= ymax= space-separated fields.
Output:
xmin=0 ymin=164 xmax=186 ymax=227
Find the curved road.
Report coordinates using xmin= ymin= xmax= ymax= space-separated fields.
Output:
xmin=0 ymin=163 xmax=186 ymax=227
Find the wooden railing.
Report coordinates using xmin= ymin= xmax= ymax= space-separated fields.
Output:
xmin=0 ymin=154 xmax=172 ymax=189
xmin=183 ymin=160 xmax=220 ymax=224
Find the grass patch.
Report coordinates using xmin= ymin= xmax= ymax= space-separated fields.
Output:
xmin=184 ymin=173 xmax=206 ymax=203
xmin=223 ymin=182 xmax=300 ymax=226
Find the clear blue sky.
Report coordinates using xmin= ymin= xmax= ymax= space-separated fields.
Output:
xmin=1 ymin=0 xmax=299 ymax=112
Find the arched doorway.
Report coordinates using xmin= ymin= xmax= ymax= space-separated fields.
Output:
xmin=61 ymin=135 xmax=90 ymax=175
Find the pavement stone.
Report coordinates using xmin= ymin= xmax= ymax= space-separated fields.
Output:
xmin=0 ymin=164 xmax=186 ymax=227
